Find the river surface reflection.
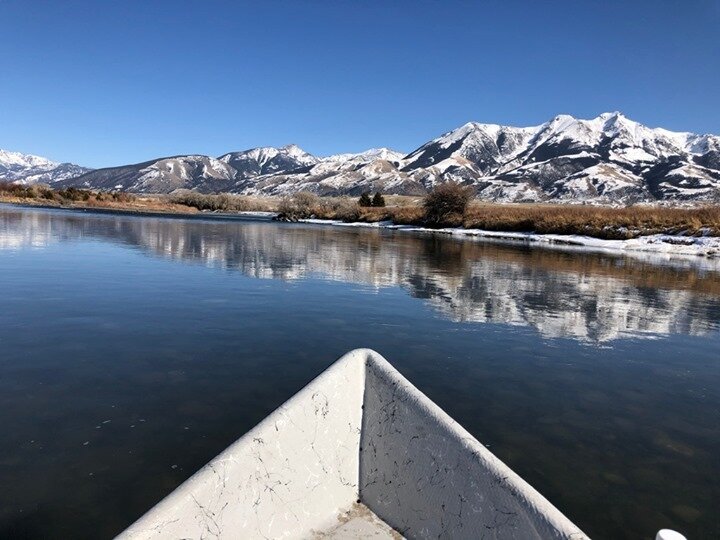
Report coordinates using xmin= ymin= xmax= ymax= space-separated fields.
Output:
xmin=1 ymin=205 xmax=719 ymax=539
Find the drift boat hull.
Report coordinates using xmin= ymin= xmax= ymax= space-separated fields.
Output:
xmin=118 ymin=349 xmax=588 ymax=539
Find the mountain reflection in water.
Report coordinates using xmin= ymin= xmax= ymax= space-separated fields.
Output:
xmin=2 ymin=206 xmax=719 ymax=344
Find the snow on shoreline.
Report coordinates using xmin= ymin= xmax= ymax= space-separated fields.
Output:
xmin=232 ymin=211 xmax=277 ymax=218
xmin=5 ymin=203 xmax=718 ymax=269
xmin=292 ymin=217 xmax=720 ymax=270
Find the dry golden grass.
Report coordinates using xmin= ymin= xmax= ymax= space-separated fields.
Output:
xmin=0 ymin=184 xmax=281 ymax=215
xmin=317 ymin=199 xmax=720 ymax=239
xmin=234 ymin=190 xmax=720 ymax=239
xmin=2 ymin=182 xmax=718 ymax=240
xmin=0 ymin=183 xmax=196 ymax=214
xmin=463 ymin=203 xmax=720 ymax=239
xmin=353 ymin=206 xmax=423 ymax=224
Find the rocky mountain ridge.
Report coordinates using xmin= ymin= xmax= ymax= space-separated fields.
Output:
xmin=0 ymin=149 xmax=90 ymax=185
xmin=4 ymin=112 xmax=720 ymax=203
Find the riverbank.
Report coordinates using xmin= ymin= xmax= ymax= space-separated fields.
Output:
xmin=3 ymin=198 xmax=719 ymax=268
xmin=0 ymin=200 xmax=277 ymax=223
xmin=0 ymin=183 xmax=280 ymax=217
xmin=0 ymin=191 xmax=198 ymax=215
xmin=2 ymin=186 xmax=719 ymax=261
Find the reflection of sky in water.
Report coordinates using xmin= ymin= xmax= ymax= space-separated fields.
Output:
xmin=1 ymin=205 xmax=719 ymax=540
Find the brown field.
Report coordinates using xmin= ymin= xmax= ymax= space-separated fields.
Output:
xmin=349 ymin=202 xmax=720 ymax=239
xmin=1 ymin=183 xmax=718 ymax=240
xmin=0 ymin=183 xmax=279 ymax=216
xmin=462 ymin=202 xmax=720 ymax=239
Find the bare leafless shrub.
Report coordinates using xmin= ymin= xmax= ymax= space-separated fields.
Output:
xmin=170 ymin=191 xmax=249 ymax=212
xmin=277 ymin=192 xmax=320 ymax=220
xmin=111 ymin=191 xmax=136 ymax=203
xmin=423 ymin=182 xmax=474 ymax=227
xmin=57 ymin=187 xmax=92 ymax=201
xmin=0 ymin=181 xmax=42 ymax=198
xmin=40 ymin=187 xmax=56 ymax=200
xmin=327 ymin=198 xmax=360 ymax=221
xmin=291 ymin=192 xmax=319 ymax=214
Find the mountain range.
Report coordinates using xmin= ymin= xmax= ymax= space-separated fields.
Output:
xmin=0 ymin=149 xmax=90 ymax=186
xmin=3 ymin=112 xmax=719 ymax=204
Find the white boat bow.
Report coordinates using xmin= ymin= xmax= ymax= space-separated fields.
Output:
xmin=117 ymin=349 xmax=599 ymax=539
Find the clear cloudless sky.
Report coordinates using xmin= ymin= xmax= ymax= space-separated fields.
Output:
xmin=1 ymin=0 xmax=719 ymax=167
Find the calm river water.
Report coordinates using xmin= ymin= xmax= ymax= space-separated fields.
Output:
xmin=1 ymin=205 xmax=719 ymax=539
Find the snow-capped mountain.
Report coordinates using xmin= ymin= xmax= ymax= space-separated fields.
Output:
xmin=59 ymin=145 xmax=319 ymax=194
xmin=0 ymin=149 xmax=90 ymax=185
xmin=398 ymin=112 xmax=720 ymax=203
xmin=60 ymin=145 xmax=410 ymax=195
xmin=59 ymin=155 xmax=237 ymax=193
xmin=227 ymin=113 xmax=720 ymax=201
xmin=26 ymin=112 xmax=720 ymax=202
xmin=230 ymin=147 xmax=415 ymax=196
xmin=219 ymin=144 xmax=318 ymax=179
xmin=323 ymin=148 xmax=406 ymax=164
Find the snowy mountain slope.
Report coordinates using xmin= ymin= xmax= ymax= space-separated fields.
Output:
xmin=60 ymin=145 xmax=320 ymax=193
xmin=0 ymin=149 xmax=90 ymax=185
xmin=219 ymin=144 xmax=318 ymax=179
xmin=18 ymin=112 xmax=720 ymax=203
xmin=394 ymin=112 xmax=720 ymax=203
xmin=233 ymin=147 xmax=420 ymax=196
xmin=59 ymin=155 xmax=238 ymax=193
xmin=402 ymin=121 xmax=536 ymax=174
xmin=324 ymin=147 xmax=405 ymax=164
xmin=236 ymin=159 xmax=429 ymax=197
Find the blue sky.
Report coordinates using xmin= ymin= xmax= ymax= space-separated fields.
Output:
xmin=1 ymin=1 xmax=719 ymax=168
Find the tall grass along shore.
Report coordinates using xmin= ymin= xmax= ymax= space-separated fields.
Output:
xmin=2 ymin=181 xmax=719 ymax=241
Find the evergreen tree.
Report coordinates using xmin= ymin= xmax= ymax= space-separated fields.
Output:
xmin=358 ymin=192 xmax=372 ymax=207
xmin=371 ymin=192 xmax=386 ymax=207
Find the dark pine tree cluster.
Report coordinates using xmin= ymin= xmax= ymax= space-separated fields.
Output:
xmin=359 ymin=192 xmax=385 ymax=207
